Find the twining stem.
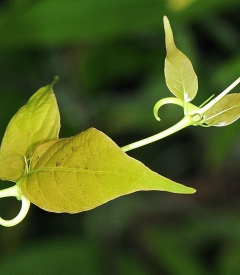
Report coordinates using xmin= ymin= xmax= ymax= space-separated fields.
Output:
xmin=0 ymin=184 xmax=30 ymax=227
xmin=199 ymin=77 xmax=240 ymax=114
xmin=121 ymin=115 xmax=193 ymax=152
xmin=153 ymin=97 xmax=185 ymax=121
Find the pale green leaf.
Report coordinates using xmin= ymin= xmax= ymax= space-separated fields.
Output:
xmin=164 ymin=16 xmax=198 ymax=102
xmin=20 ymin=128 xmax=195 ymax=213
xmin=0 ymin=77 xmax=60 ymax=182
xmin=204 ymin=93 xmax=240 ymax=126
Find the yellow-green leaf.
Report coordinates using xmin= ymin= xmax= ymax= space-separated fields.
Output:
xmin=0 ymin=77 xmax=60 ymax=182
xmin=164 ymin=16 xmax=198 ymax=102
xmin=20 ymin=128 xmax=195 ymax=213
xmin=204 ymin=94 xmax=240 ymax=126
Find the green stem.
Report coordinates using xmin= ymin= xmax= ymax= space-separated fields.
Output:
xmin=0 ymin=185 xmax=20 ymax=199
xmin=0 ymin=184 xmax=30 ymax=227
xmin=121 ymin=115 xmax=193 ymax=152
xmin=199 ymin=77 xmax=240 ymax=114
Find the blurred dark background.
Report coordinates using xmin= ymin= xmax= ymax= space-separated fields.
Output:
xmin=0 ymin=0 xmax=240 ymax=274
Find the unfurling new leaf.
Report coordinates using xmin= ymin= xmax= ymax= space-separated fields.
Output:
xmin=204 ymin=94 xmax=240 ymax=126
xmin=20 ymin=128 xmax=195 ymax=213
xmin=164 ymin=16 xmax=198 ymax=102
xmin=0 ymin=77 xmax=60 ymax=182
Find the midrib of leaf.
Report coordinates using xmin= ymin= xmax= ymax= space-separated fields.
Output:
xmin=26 ymin=165 xmax=188 ymax=194
xmin=205 ymin=103 xmax=240 ymax=121
xmin=168 ymin=55 xmax=187 ymax=97
xmin=27 ymin=166 xmax=159 ymax=183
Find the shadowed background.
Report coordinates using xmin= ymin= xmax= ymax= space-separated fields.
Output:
xmin=0 ymin=0 xmax=240 ymax=274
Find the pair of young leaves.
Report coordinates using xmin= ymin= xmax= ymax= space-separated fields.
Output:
xmin=163 ymin=16 xmax=240 ymax=126
xmin=1 ymin=16 xmax=239 ymax=215
xmin=0 ymin=80 xmax=194 ymax=213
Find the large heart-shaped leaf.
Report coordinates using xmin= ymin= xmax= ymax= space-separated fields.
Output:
xmin=164 ymin=16 xmax=198 ymax=102
xmin=20 ymin=128 xmax=195 ymax=213
xmin=0 ymin=78 xmax=60 ymax=182
xmin=204 ymin=93 xmax=240 ymax=126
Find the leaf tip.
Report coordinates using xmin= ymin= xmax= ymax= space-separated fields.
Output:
xmin=163 ymin=15 xmax=169 ymax=25
xmin=163 ymin=16 xmax=169 ymax=31
xmin=177 ymin=185 xmax=196 ymax=194
xmin=163 ymin=15 xmax=174 ymax=52
xmin=189 ymin=188 xmax=197 ymax=194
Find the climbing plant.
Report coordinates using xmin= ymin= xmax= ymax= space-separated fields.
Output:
xmin=0 ymin=16 xmax=239 ymax=227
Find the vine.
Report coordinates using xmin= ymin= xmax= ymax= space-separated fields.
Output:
xmin=0 ymin=16 xmax=239 ymax=227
